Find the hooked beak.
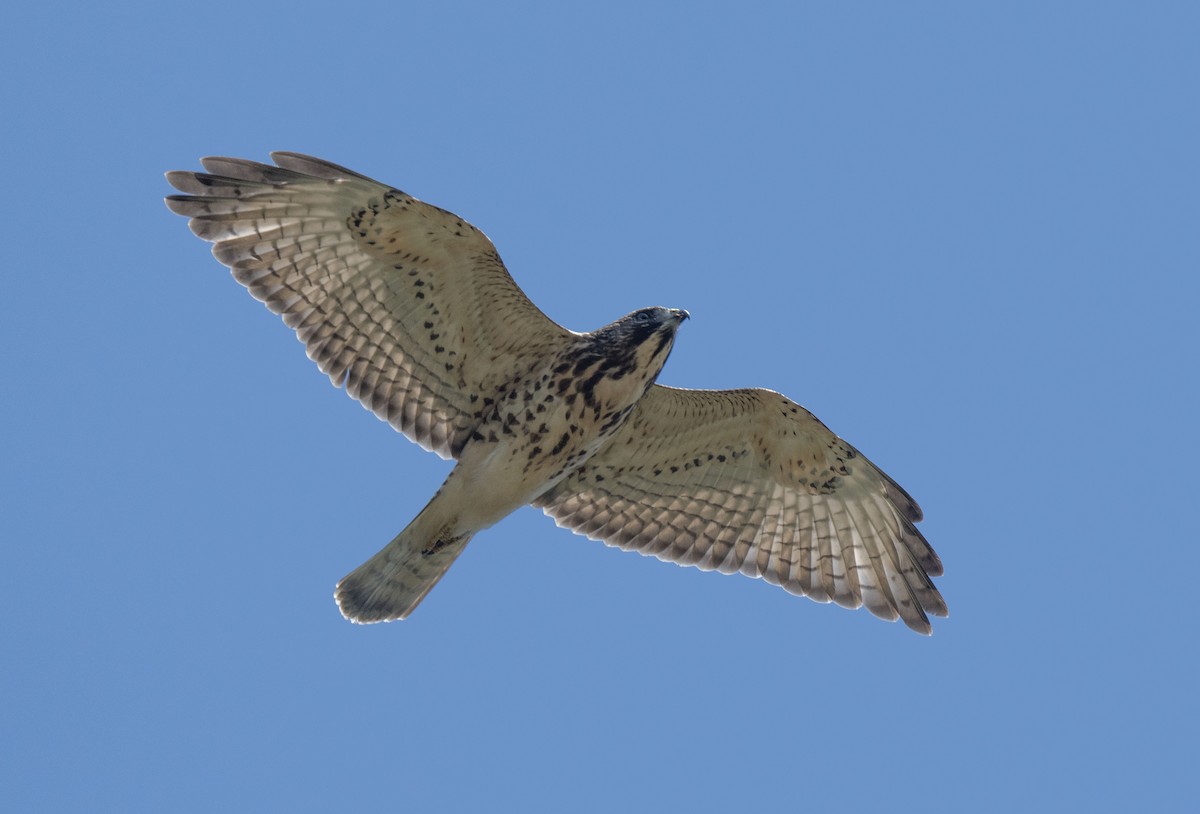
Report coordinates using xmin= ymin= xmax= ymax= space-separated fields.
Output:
xmin=671 ymin=308 xmax=690 ymax=323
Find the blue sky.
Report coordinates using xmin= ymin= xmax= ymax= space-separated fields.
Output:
xmin=2 ymin=2 xmax=1196 ymax=811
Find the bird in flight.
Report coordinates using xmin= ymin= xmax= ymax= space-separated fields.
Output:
xmin=166 ymin=153 xmax=947 ymax=633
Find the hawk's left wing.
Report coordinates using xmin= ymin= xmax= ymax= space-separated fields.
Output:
xmin=533 ymin=385 xmax=947 ymax=633
xmin=166 ymin=153 xmax=573 ymax=460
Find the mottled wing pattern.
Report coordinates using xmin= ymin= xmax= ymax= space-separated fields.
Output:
xmin=534 ymin=385 xmax=947 ymax=632
xmin=166 ymin=153 xmax=572 ymax=459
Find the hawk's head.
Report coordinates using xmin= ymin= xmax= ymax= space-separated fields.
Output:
xmin=593 ymin=306 xmax=689 ymax=378
xmin=606 ymin=306 xmax=688 ymax=345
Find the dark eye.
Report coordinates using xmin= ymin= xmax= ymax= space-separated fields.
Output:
xmin=635 ymin=311 xmax=652 ymax=323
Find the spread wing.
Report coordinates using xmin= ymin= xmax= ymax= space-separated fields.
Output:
xmin=166 ymin=153 xmax=572 ymax=459
xmin=533 ymin=385 xmax=947 ymax=633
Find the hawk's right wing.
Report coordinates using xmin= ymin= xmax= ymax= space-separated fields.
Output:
xmin=166 ymin=153 xmax=573 ymax=459
xmin=534 ymin=385 xmax=947 ymax=633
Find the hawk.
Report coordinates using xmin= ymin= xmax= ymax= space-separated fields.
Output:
xmin=166 ymin=153 xmax=947 ymax=633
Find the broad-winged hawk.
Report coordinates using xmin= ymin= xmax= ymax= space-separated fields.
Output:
xmin=166 ymin=153 xmax=947 ymax=633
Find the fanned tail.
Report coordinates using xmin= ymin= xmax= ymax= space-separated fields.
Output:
xmin=335 ymin=513 xmax=472 ymax=623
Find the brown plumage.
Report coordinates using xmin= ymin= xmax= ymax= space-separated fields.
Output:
xmin=166 ymin=153 xmax=947 ymax=633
